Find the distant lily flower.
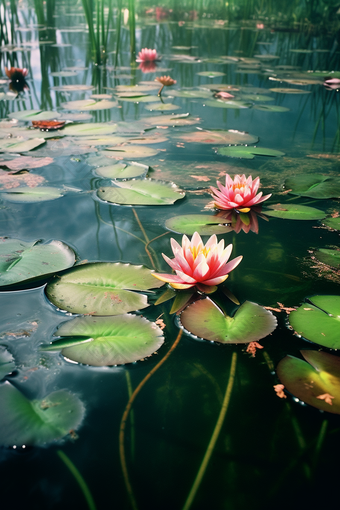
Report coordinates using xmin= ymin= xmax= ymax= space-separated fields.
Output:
xmin=210 ymin=174 xmax=271 ymax=213
xmin=155 ymin=75 xmax=176 ymax=96
xmin=136 ymin=48 xmax=160 ymax=63
xmin=324 ymin=77 xmax=340 ymax=90
xmin=152 ymin=232 xmax=242 ymax=293
xmin=5 ymin=67 xmax=29 ymax=80
xmin=214 ymin=91 xmax=234 ymax=100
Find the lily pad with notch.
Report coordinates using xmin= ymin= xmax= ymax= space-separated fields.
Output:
xmin=102 ymin=145 xmax=160 ymax=159
xmin=284 ymin=173 xmax=340 ymax=199
xmin=277 ymin=350 xmax=340 ymax=414
xmin=322 ymin=216 xmax=340 ymax=230
xmin=0 ymin=238 xmax=76 ymax=287
xmin=178 ymin=129 xmax=258 ymax=145
xmin=45 ymin=262 xmax=165 ymax=315
xmin=63 ymin=123 xmax=118 ymax=136
xmin=0 ymin=347 xmax=15 ymax=379
xmin=289 ymin=295 xmax=340 ymax=349
xmin=0 ymin=381 xmax=85 ymax=446
xmin=8 ymin=110 xmax=62 ymax=121
xmin=0 ymin=186 xmax=65 ymax=203
xmin=217 ymin=146 xmax=285 ymax=159
xmin=264 ymin=203 xmax=326 ymax=220
xmin=314 ymin=248 xmax=340 ymax=268
xmin=180 ymin=298 xmax=277 ymax=343
xmin=97 ymin=179 xmax=185 ymax=206
xmin=165 ymin=214 xmax=233 ymax=235
xmin=41 ymin=314 xmax=164 ymax=366
xmin=94 ymin=162 xmax=148 ymax=180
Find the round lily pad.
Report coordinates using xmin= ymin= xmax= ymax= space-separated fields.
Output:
xmin=0 ymin=347 xmax=15 ymax=380
xmin=217 ymin=146 xmax=285 ymax=159
xmin=63 ymin=123 xmax=118 ymax=136
xmin=0 ymin=238 xmax=76 ymax=287
xmin=8 ymin=110 xmax=61 ymax=121
xmin=0 ymin=381 xmax=85 ymax=446
xmin=97 ymin=179 xmax=185 ymax=206
xmin=205 ymin=100 xmax=252 ymax=109
xmin=277 ymin=350 xmax=340 ymax=414
xmin=197 ymin=71 xmax=226 ymax=77
xmin=322 ymin=216 xmax=340 ymax=230
xmin=61 ymin=99 xmax=118 ymax=111
xmin=42 ymin=314 xmax=164 ymax=366
xmin=284 ymin=173 xmax=340 ymax=199
xmin=45 ymin=262 xmax=164 ymax=315
xmin=165 ymin=214 xmax=233 ymax=235
xmin=103 ymin=145 xmax=160 ymax=159
xmin=0 ymin=137 xmax=46 ymax=153
xmin=264 ymin=204 xmax=326 ymax=220
xmin=289 ymin=295 xmax=340 ymax=349
xmin=314 ymin=248 xmax=340 ymax=268
xmin=270 ymin=88 xmax=311 ymax=94
xmin=0 ymin=186 xmax=65 ymax=203
xmin=94 ymin=162 xmax=148 ymax=179
xmin=178 ymin=129 xmax=258 ymax=145
xmin=181 ymin=298 xmax=277 ymax=343
xmin=253 ymin=105 xmax=290 ymax=112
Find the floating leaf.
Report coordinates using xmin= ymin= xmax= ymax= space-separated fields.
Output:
xmin=46 ymin=262 xmax=164 ymax=316
xmin=61 ymin=99 xmax=118 ymax=110
xmin=241 ymin=94 xmax=274 ymax=102
xmin=50 ymin=84 xmax=94 ymax=92
xmin=217 ymin=146 xmax=285 ymax=159
xmin=143 ymin=113 xmax=200 ymax=127
xmin=94 ymin=162 xmax=148 ymax=179
xmin=197 ymin=71 xmax=226 ymax=77
xmin=0 ymin=238 xmax=75 ymax=286
xmin=178 ymin=129 xmax=258 ymax=145
xmin=118 ymin=95 xmax=161 ymax=103
xmin=0 ymin=137 xmax=45 ymax=153
xmin=253 ymin=105 xmax=290 ymax=112
xmin=277 ymin=350 xmax=340 ymax=414
xmin=264 ymin=203 xmax=326 ymax=220
xmin=269 ymin=88 xmax=311 ymax=94
xmin=322 ymin=216 xmax=340 ymax=230
xmin=284 ymin=173 xmax=340 ymax=199
xmin=103 ymin=145 xmax=160 ymax=159
xmin=0 ymin=156 xmax=53 ymax=170
xmin=50 ymin=71 xmax=79 ymax=77
xmin=181 ymin=298 xmax=277 ymax=344
xmin=165 ymin=214 xmax=233 ymax=235
xmin=97 ymin=179 xmax=185 ymax=205
xmin=165 ymin=89 xmax=212 ymax=99
xmin=42 ymin=315 xmax=164 ymax=366
xmin=0 ymin=382 xmax=85 ymax=446
xmin=205 ymin=100 xmax=252 ymax=109
xmin=0 ymin=186 xmax=65 ymax=202
xmin=314 ymin=248 xmax=340 ymax=268
xmin=146 ymin=103 xmax=180 ymax=111
xmin=0 ymin=347 xmax=15 ymax=379
xmin=73 ymin=136 xmax=127 ymax=147
xmin=289 ymin=295 xmax=340 ymax=349
xmin=63 ymin=123 xmax=118 ymax=136
xmin=8 ymin=110 xmax=61 ymax=121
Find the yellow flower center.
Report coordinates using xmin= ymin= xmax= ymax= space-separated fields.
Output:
xmin=190 ymin=245 xmax=210 ymax=260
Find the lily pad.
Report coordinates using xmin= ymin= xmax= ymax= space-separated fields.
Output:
xmin=322 ymin=216 xmax=340 ymax=230
xmin=45 ymin=262 xmax=164 ymax=315
xmin=277 ymin=350 xmax=340 ymax=414
xmin=205 ymin=100 xmax=252 ymax=109
xmin=197 ymin=71 xmax=226 ymax=77
xmin=264 ymin=204 xmax=326 ymax=220
xmin=50 ymin=85 xmax=94 ymax=92
xmin=284 ymin=174 xmax=340 ymax=199
xmin=0 ymin=238 xmax=76 ymax=286
xmin=61 ymin=99 xmax=118 ymax=111
xmin=178 ymin=129 xmax=258 ymax=145
xmin=253 ymin=105 xmax=290 ymax=112
xmin=0 ymin=381 xmax=85 ymax=446
xmin=8 ymin=110 xmax=61 ymax=121
xmin=63 ymin=123 xmax=118 ymax=136
xmin=94 ymin=162 xmax=148 ymax=179
xmin=217 ymin=146 xmax=285 ymax=159
xmin=143 ymin=113 xmax=200 ymax=127
xmin=314 ymin=248 xmax=340 ymax=268
xmin=0 ymin=137 xmax=45 ymax=153
xmin=180 ymin=298 xmax=277 ymax=344
xmin=146 ymin=103 xmax=180 ymax=111
xmin=118 ymin=95 xmax=161 ymax=103
xmin=0 ymin=156 xmax=53 ymax=170
xmin=0 ymin=347 xmax=15 ymax=379
xmin=165 ymin=89 xmax=212 ymax=99
xmin=0 ymin=186 xmax=65 ymax=202
xmin=165 ymin=214 xmax=233 ymax=235
xmin=289 ymin=295 xmax=340 ymax=349
xmin=269 ymin=88 xmax=311 ymax=94
xmin=103 ymin=145 xmax=160 ymax=159
xmin=42 ymin=314 xmax=164 ymax=366
xmin=97 ymin=179 xmax=185 ymax=206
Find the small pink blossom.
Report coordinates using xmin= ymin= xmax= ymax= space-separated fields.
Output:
xmin=152 ymin=232 xmax=242 ymax=292
xmin=136 ymin=48 xmax=160 ymax=63
xmin=210 ymin=173 xmax=271 ymax=212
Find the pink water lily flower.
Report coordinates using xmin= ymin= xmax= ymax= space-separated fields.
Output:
xmin=210 ymin=173 xmax=271 ymax=212
xmin=153 ymin=232 xmax=242 ymax=293
xmin=136 ymin=48 xmax=160 ymax=62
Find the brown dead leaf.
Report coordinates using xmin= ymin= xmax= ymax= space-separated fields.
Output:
xmin=316 ymin=393 xmax=334 ymax=405
xmin=190 ymin=175 xmax=210 ymax=182
xmin=0 ymin=156 xmax=54 ymax=171
xmin=246 ymin=341 xmax=264 ymax=357
xmin=0 ymin=170 xmax=45 ymax=189
xmin=273 ymin=384 xmax=287 ymax=399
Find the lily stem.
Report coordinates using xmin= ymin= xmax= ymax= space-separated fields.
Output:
xmin=182 ymin=352 xmax=237 ymax=510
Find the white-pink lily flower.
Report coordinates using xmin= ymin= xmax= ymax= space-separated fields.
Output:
xmin=210 ymin=173 xmax=271 ymax=212
xmin=136 ymin=48 xmax=160 ymax=62
xmin=153 ymin=232 xmax=242 ymax=292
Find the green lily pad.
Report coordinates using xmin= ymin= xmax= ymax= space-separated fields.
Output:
xmin=165 ymin=89 xmax=212 ymax=99
xmin=165 ymin=214 xmax=233 ymax=235
xmin=41 ymin=314 xmax=164 ymax=366
xmin=0 ymin=347 xmax=15 ymax=379
xmin=50 ymin=71 xmax=79 ymax=77
xmin=289 ymin=295 xmax=340 ymax=349
xmin=45 ymin=262 xmax=164 ymax=316
xmin=94 ymin=162 xmax=148 ymax=179
xmin=277 ymin=350 xmax=340 ymax=414
xmin=97 ymin=179 xmax=185 ymax=206
xmin=118 ymin=95 xmax=161 ymax=103
xmin=0 ymin=238 xmax=76 ymax=286
xmin=143 ymin=113 xmax=200 ymax=127
xmin=103 ymin=145 xmax=160 ymax=159
xmin=205 ymin=100 xmax=252 ymax=109
xmin=8 ymin=110 xmax=61 ymax=121
xmin=63 ymin=123 xmax=118 ymax=136
xmin=73 ymin=136 xmax=127 ymax=147
xmin=0 ymin=137 xmax=46 ymax=153
xmin=178 ymin=129 xmax=258 ymax=145
xmin=253 ymin=105 xmax=290 ymax=112
xmin=314 ymin=248 xmax=340 ymax=268
xmin=264 ymin=204 xmax=326 ymax=220
xmin=197 ymin=71 xmax=226 ymax=77
xmin=241 ymin=94 xmax=274 ymax=102
xmin=180 ymin=298 xmax=277 ymax=344
xmin=50 ymin=85 xmax=94 ymax=92
xmin=284 ymin=174 xmax=340 ymax=199
xmin=0 ymin=186 xmax=65 ymax=202
xmin=322 ymin=216 xmax=340 ymax=230
xmin=146 ymin=103 xmax=181 ymax=111
xmin=61 ymin=99 xmax=118 ymax=111
xmin=270 ymin=88 xmax=311 ymax=94
xmin=0 ymin=382 xmax=85 ymax=446
xmin=217 ymin=146 xmax=285 ymax=159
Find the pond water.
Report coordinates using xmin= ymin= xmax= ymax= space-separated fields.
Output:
xmin=1 ymin=2 xmax=340 ymax=510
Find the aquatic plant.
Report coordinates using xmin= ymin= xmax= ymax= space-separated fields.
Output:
xmin=153 ymin=232 xmax=242 ymax=293
xmin=136 ymin=48 xmax=160 ymax=62
xmin=155 ymin=75 xmax=176 ymax=96
xmin=210 ymin=174 xmax=272 ymax=212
